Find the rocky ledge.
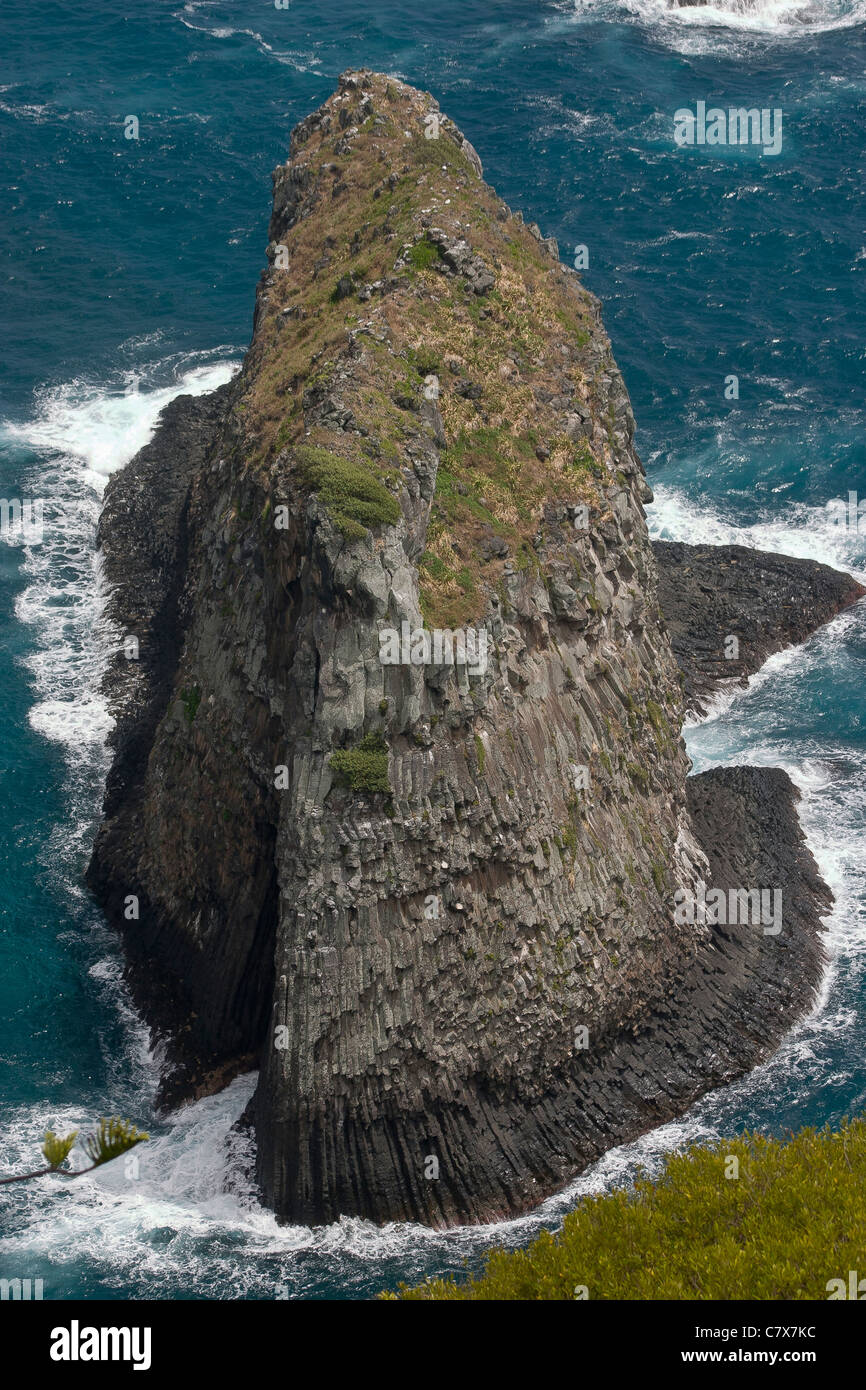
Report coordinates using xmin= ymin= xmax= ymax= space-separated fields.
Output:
xmin=87 ymin=71 xmax=839 ymax=1227
xmin=654 ymin=540 xmax=864 ymax=718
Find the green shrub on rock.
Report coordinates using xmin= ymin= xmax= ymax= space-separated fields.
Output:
xmin=295 ymin=444 xmax=400 ymax=540
xmin=329 ymin=731 xmax=391 ymax=794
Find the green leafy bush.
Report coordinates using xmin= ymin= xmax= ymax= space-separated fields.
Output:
xmin=295 ymin=445 xmax=400 ymax=540
xmin=329 ymin=731 xmax=391 ymax=794
xmin=386 ymin=1118 xmax=866 ymax=1300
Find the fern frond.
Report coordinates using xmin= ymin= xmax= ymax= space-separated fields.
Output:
xmin=41 ymin=1129 xmax=78 ymax=1169
xmin=81 ymin=1117 xmax=148 ymax=1168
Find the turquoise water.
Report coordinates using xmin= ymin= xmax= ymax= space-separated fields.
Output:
xmin=1 ymin=0 xmax=865 ymax=1298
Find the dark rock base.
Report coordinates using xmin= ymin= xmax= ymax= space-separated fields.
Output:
xmin=653 ymin=540 xmax=864 ymax=717
xmin=250 ymin=765 xmax=828 ymax=1226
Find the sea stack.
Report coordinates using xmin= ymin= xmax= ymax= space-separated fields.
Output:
xmin=87 ymin=72 xmax=833 ymax=1227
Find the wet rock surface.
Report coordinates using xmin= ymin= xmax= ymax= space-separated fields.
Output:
xmin=653 ymin=540 xmax=864 ymax=717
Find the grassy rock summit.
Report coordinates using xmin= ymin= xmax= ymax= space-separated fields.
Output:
xmin=87 ymin=72 xmax=841 ymax=1226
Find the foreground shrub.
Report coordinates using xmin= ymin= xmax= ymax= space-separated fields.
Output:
xmin=387 ymin=1118 xmax=866 ymax=1300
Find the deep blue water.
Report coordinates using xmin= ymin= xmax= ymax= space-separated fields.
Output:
xmin=1 ymin=0 xmax=865 ymax=1299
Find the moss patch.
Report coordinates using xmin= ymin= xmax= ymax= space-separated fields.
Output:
xmin=474 ymin=733 xmax=486 ymax=774
xmin=407 ymin=236 xmax=442 ymax=271
xmin=180 ymin=684 xmax=202 ymax=723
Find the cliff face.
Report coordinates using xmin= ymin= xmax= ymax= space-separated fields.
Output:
xmin=87 ymin=72 xmax=824 ymax=1227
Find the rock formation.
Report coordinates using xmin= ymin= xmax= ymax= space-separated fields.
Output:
xmin=654 ymin=541 xmax=865 ymax=717
xmin=87 ymin=72 xmax=847 ymax=1227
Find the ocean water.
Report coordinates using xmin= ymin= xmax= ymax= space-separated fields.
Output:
xmin=1 ymin=0 xmax=865 ymax=1299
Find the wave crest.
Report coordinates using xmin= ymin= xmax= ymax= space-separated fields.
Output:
xmin=561 ymin=0 xmax=866 ymax=48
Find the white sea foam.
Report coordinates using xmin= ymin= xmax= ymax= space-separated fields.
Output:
xmin=681 ymin=645 xmax=801 ymax=727
xmin=2 ymin=357 xmax=238 ymax=753
xmin=555 ymin=0 xmax=866 ymax=56
xmin=626 ymin=0 xmax=865 ymax=34
xmin=172 ymin=6 xmax=324 ymax=71
xmin=4 ymin=358 xmax=237 ymax=491
xmin=648 ymin=482 xmax=866 ymax=578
